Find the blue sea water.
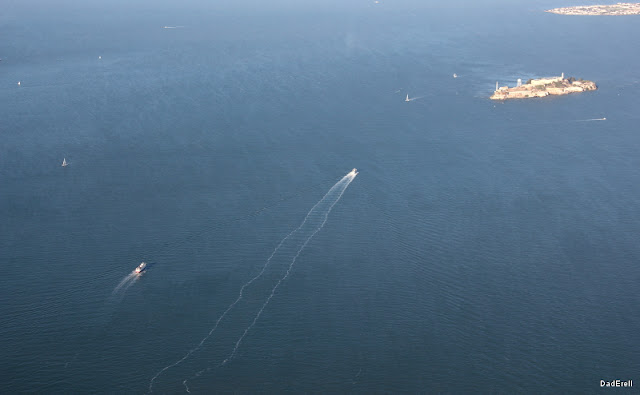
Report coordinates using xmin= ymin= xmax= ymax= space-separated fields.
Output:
xmin=1 ymin=0 xmax=640 ymax=393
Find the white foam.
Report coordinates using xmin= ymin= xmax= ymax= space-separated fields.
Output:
xmin=183 ymin=171 xmax=357 ymax=389
xmin=112 ymin=272 xmax=137 ymax=295
xmin=576 ymin=117 xmax=607 ymax=122
xmin=148 ymin=170 xmax=357 ymax=393
xmin=226 ymin=172 xmax=356 ymax=361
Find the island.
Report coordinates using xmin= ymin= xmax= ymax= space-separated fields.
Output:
xmin=490 ymin=75 xmax=597 ymax=100
xmin=546 ymin=2 xmax=640 ymax=15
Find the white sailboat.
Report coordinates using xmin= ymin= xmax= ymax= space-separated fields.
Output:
xmin=62 ymin=158 xmax=68 ymax=167
xmin=405 ymin=94 xmax=410 ymax=102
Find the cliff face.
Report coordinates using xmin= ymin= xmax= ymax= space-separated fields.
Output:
xmin=490 ymin=77 xmax=596 ymax=100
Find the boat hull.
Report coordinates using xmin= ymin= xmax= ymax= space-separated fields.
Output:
xmin=135 ymin=262 xmax=147 ymax=273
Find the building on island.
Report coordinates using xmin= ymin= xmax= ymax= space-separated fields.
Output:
xmin=490 ymin=74 xmax=596 ymax=100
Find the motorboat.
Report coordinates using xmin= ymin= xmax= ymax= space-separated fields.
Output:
xmin=351 ymin=168 xmax=358 ymax=175
xmin=405 ymin=94 xmax=410 ymax=102
xmin=135 ymin=262 xmax=147 ymax=274
xmin=61 ymin=158 xmax=68 ymax=167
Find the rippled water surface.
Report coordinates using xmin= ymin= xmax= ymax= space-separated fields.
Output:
xmin=1 ymin=0 xmax=639 ymax=392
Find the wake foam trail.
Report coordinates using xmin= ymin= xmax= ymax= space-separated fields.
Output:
xmin=148 ymin=170 xmax=358 ymax=393
xmin=107 ymin=272 xmax=140 ymax=305
xmin=112 ymin=272 xmax=137 ymax=295
xmin=574 ymin=117 xmax=607 ymax=122
xmin=182 ymin=170 xmax=357 ymax=390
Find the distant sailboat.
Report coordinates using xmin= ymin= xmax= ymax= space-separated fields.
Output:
xmin=405 ymin=94 xmax=410 ymax=102
xmin=62 ymin=158 xmax=68 ymax=167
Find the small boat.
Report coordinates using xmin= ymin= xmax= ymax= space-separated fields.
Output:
xmin=135 ymin=262 xmax=147 ymax=274
xmin=453 ymin=73 xmax=458 ymax=78
xmin=351 ymin=168 xmax=358 ymax=175
xmin=61 ymin=158 xmax=68 ymax=167
xmin=405 ymin=94 xmax=410 ymax=102
xmin=17 ymin=81 xmax=21 ymax=86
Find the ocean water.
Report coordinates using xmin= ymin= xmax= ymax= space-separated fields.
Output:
xmin=1 ymin=0 xmax=639 ymax=393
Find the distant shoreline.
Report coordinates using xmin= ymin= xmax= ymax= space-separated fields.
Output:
xmin=546 ymin=2 xmax=640 ymax=15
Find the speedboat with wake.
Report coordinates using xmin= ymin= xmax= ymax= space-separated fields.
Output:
xmin=135 ymin=262 xmax=147 ymax=274
xmin=350 ymin=168 xmax=358 ymax=175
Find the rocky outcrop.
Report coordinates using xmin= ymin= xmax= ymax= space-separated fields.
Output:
xmin=490 ymin=76 xmax=597 ymax=100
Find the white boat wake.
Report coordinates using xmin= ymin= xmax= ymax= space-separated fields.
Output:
xmin=112 ymin=272 xmax=138 ymax=296
xmin=148 ymin=169 xmax=358 ymax=393
xmin=576 ymin=117 xmax=606 ymax=121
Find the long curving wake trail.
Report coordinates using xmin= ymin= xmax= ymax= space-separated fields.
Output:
xmin=148 ymin=169 xmax=358 ymax=393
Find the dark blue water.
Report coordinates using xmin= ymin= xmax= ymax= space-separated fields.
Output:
xmin=2 ymin=0 xmax=639 ymax=393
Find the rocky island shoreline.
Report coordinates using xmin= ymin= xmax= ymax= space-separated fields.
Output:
xmin=546 ymin=2 xmax=640 ymax=15
xmin=490 ymin=75 xmax=597 ymax=100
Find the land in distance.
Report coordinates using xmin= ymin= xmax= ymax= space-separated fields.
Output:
xmin=546 ymin=3 xmax=640 ymax=15
xmin=490 ymin=76 xmax=597 ymax=100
